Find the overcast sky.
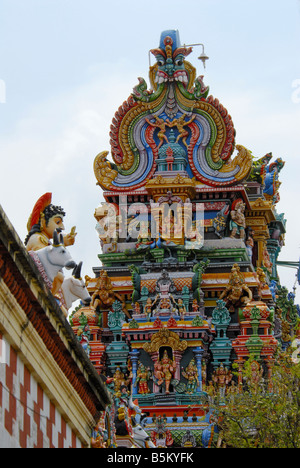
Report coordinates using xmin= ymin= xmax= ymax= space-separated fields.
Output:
xmin=0 ymin=0 xmax=300 ymax=300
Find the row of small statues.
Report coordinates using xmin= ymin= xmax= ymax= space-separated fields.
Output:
xmin=133 ymin=296 xmax=199 ymax=319
xmin=24 ymin=194 xmax=273 ymax=321
xmin=108 ymin=359 xmax=265 ymax=400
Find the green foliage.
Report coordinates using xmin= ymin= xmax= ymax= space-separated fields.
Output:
xmin=215 ymin=353 xmax=300 ymax=448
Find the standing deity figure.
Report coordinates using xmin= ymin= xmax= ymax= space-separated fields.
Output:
xmin=229 ymin=198 xmax=246 ymax=240
xmin=177 ymin=299 xmax=187 ymax=320
xmin=181 ymin=359 xmax=199 ymax=394
xmin=77 ymin=324 xmax=91 ymax=357
xmin=212 ymin=364 xmax=233 ymax=399
xmin=145 ymin=115 xmax=169 ymax=149
xmin=160 ymin=350 xmax=176 ymax=394
xmin=248 ymin=361 xmax=264 ymax=394
xmin=144 ymin=297 xmax=153 ymax=316
xmin=245 ymin=228 xmax=254 ymax=263
xmin=135 ymin=363 xmax=152 ymax=394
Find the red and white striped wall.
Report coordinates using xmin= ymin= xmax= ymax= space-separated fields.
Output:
xmin=0 ymin=333 xmax=83 ymax=448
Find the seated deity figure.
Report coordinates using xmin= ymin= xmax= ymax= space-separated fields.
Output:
xmin=25 ymin=192 xmax=76 ymax=251
xmin=25 ymin=192 xmax=77 ymax=295
xmin=220 ymin=263 xmax=252 ymax=308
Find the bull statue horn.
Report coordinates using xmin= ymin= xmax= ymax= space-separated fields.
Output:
xmin=53 ymin=229 xmax=61 ymax=246
xmin=73 ymin=261 xmax=82 ymax=279
xmin=131 ymin=416 xmax=137 ymax=427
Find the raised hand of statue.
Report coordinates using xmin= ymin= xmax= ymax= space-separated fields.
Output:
xmin=63 ymin=226 xmax=77 ymax=246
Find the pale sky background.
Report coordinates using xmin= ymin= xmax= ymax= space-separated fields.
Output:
xmin=0 ymin=0 xmax=300 ymax=301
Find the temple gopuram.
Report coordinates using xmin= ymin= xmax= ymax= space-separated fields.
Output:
xmin=4 ymin=29 xmax=297 ymax=448
xmin=69 ymin=29 xmax=298 ymax=448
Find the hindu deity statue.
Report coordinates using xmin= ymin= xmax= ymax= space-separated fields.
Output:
xmin=219 ymin=263 xmax=252 ymax=308
xmin=25 ymin=192 xmax=76 ymax=251
xmin=135 ymin=363 xmax=152 ymax=394
xmin=91 ymin=413 xmax=109 ymax=449
xmin=177 ymin=298 xmax=187 ymax=320
xmin=151 ymin=416 xmax=174 ymax=448
xmin=144 ymin=297 xmax=153 ymax=316
xmin=77 ymin=324 xmax=91 ymax=357
xmin=153 ymin=360 xmax=165 ymax=387
xmin=248 ymin=360 xmax=264 ymax=394
xmin=25 ymin=193 xmax=77 ymax=296
xmin=262 ymin=247 xmax=273 ymax=274
xmin=229 ymin=198 xmax=246 ymax=240
xmin=152 ymin=294 xmax=177 ymax=317
xmin=212 ymin=364 xmax=233 ymax=399
xmin=227 ymin=380 xmax=239 ymax=400
xmin=245 ymin=228 xmax=254 ymax=264
xmin=91 ymin=270 xmax=124 ymax=311
xmin=160 ymin=350 xmax=176 ymax=394
xmin=156 ymin=270 xmax=176 ymax=298
xmin=181 ymin=359 xmax=199 ymax=394
xmin=111 ymin=368 xmax=127 ymax=394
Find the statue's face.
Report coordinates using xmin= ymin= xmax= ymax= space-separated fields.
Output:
xmin=43 ymin=216 xmax=65 ymax=240
xmin=155 ymin=52 xmax=188 ymax=84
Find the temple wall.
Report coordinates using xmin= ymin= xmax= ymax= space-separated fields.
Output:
xmin=0 ymin=332 xmax=83 ymax=448
xmin=0 ymin=205 xmax=111 ymax=448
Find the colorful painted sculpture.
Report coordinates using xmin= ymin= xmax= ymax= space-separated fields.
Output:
xmin=77 ymin=324 xmax=91 ymax=357
xmin=219 ymin=263 xmax=253 ymax=308
xmin=160 ymin=350 xmax=176 ymax=394
xmin=94 ymin=30 xmax=252 ymax=191
xmin=263 ymin=158 xmax=285 ymax=202
xmin=91 ymin=270 xmax=125 ymax=312
xmin=29 ymin=229 xmax=76 ymax=296
xmin=25 ymin=192 xmax=76 ymax=251
xmin=212 ymin=364 xmax=233 ymax=399
xmin=65 ymin=29 xmax=290 ymax=447
xmin=229 ymin=199 xmax=246 ymax=239
xmin=135 ymin=363 xmax=152 ymax=394
xmin=181 ymin=359 xmax=199 ymax=394
xmin=60 ymin=262 xmax=91 ymax=312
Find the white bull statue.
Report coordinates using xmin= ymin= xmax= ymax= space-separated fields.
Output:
xmin=131 ymin=417 xmax=155 ymax=448
xmin=61 ymin=262 xmax=91 ymax=311
xmin=29 ymin=230 xmax=76 ymax=293
xmin=29 ymin=230 xmax=91 ymax=315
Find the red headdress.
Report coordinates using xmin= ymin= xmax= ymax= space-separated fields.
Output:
xmin=231 ymin=198 xmax=244 ymax=211
xmin=27 ymin=193 xmax=52 ymax=232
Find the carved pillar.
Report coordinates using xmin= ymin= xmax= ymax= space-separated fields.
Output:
xmin=129 ymin=349 xmax=140 ymax=395
xmin=173 ymin=350 xmax=183 ymax=381
xmin=245 ymin=198 xmax=276 ymax=268
xmin=193 ymin=347 xmax=204 ymax=393
xmin=150 ymin=351 xmax=160 ymax=393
